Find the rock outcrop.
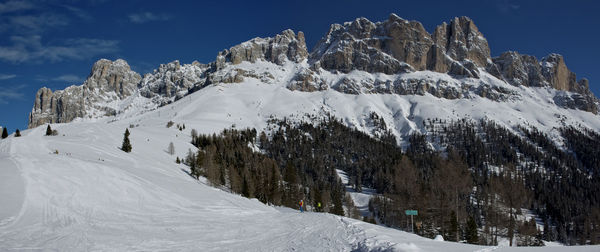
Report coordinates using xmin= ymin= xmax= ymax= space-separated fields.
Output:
xmin=309 ymin=14 xmax=491 ymax=78
xmin=139 ymin=60 xmax=208 ymax=104
xmin=83 ymin=59 xmax=141 ymax=98
xmin=29 ymin=59 xmax=142 ymax=128
xmin=491 ymin=51 xmax=596 ymax=113
xmin=310 ymin=15 xmax=429 ymax=74
xmin=214 ymin=29 xmax=308 ymax=69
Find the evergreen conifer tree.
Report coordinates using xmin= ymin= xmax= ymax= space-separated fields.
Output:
xmin=466 ymin=216 xmax=479 ymax=244
xmin=1 ymin=127 xmax=7 ymax=139
xmin=46 ymin=125 xmax=52 ymax=136
xmin=448 ymin=211 xmax=459 ymax=241
xmin=330 ymin=187 xmax=344 ymax=216
xmin=121 ymin=129 xmax=132 ymax=152
xmin=15 ymin=129 xmax=21 ymax=137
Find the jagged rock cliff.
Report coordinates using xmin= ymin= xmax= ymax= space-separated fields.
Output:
xmin=309 ymin=15 xmax=491 ymax=78
xmin=29 ymin=59 xmax=141 ymax=128
xmin=208 ymin=29 xmax=307 ymax=84
xmin=214 ymin=29 xmax=308 ymax=69
xmin=139 ymin=60 xmax=208 ymax=105
xmin=28 ymin=14 xmax=599 ymax=128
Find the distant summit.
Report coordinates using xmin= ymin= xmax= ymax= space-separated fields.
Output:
xmin=28 ymin=14 xmax=598 ymax=128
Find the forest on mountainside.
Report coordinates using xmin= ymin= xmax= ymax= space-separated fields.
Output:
xmin=182 ymin=115 xmax=600 ymax=246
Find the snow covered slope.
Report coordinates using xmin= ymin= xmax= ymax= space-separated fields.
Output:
xmin=2 ymin=76 xmax=600 ymax=251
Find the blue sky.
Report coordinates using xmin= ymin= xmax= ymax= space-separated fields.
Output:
xmin=1 ymin=0 xmax=599 ymax=132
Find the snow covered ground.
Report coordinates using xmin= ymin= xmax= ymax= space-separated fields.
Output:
xmin=2 ymin=74 xmax=600 ymax=250
xmin=336 ymin=169 xmax=377 ymax=218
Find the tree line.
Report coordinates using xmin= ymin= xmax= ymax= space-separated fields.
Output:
xmin=179 ymin=116 xmax=599 ymax=246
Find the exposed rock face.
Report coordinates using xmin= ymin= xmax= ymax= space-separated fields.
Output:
xmin=139 ymin=60 xmax=208 ymax=104
xmin=310 ymin=14 xmax=491 ymax=77
xmin=492 ymin=51 xmax=545 ymax=87
xmin=492 ymin=51 xmax=597 ymax=113
xmin=288 ymin=69 xmax=329 ymax=92
xmin=215 ymin=29 xmax=308 ymax=69
xmin=310 ymin=15 xmax=430 ymax=74
xmin=29 ymin=86 xmax=85 ymax=128
xmin=83 ymin=59 xmax=141 ymax=98
xmin=306 ymin=14 xmax=596 ymax=113
xmin=29 ymin=59 xmax=142 ymax=128
xmin=433 ymin=17 xmax=491 ymax=68
xmin=541 ymin=54 xmax=578 ymax=92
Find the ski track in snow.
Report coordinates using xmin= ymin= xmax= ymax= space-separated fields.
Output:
xmin=2 ymin=72 xmax=600 ymax=250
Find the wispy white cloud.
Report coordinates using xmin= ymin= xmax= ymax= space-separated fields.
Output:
xmin=52 ymin=74 xmax=83 ymax=83
xmin=0 ymin=74 xmax=17 ymax=80
xmin=0 ymin=12 xmax=70 ymax=35
xmin=0 ymin=84 xmax=25 ymax=104
xmin=9 ymin=13 xmax=70 ymax=33
xmin=0 ymin=35 xmax=119 ymax=63
xmin=494 ymin=0 xmax=521 ymax=13
xmin=61 ymin=5 xmax=93 ymax=21
xmin=0 ymin=0 xmax=35 ymax=14
xmin=128 ymin=12 xmax=171 ymax=24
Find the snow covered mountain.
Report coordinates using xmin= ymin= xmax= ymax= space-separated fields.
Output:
xmin=28 ymin=14 xmax=599 ymax=140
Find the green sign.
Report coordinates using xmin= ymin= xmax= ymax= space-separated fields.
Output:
xmin=405 ymin=210 xmax=418 ymax=216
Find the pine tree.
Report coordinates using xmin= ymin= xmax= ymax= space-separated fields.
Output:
xmin=508 ymin=216 xmax=516 ymax=246
xmin=466 ymin=216 xmax=479 ymax=244
xmin=14 ymin=129 xmax=21 ymax=137
xmin=242 ymin=176 xmax=250 ymax=197
xmin=1 ymin=127 xmax=7 ymax=139
xmin=448 ymin=211 xmax=459 ymax=242
xmin=330 ymin=186 xmax=345 ymax=216
xmin=121 ymin=129 xmax=132 ymax=153
xmin=283 ymin=162 xmax=299 ymax=208
xmin=176 ymin=156 xmax=181 ymax=164
xmin=46 ymin=125 xmax=52 ymax=136
xmin=268 ymin=161 xmax=281 ymax=205
xmin=543 ymin=218 xmax=552 ymax=241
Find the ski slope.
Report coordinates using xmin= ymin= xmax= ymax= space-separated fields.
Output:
xmin=2 ymin=78 xmax=600 ymax=251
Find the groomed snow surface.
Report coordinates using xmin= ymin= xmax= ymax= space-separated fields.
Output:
xmin=2 ymin=68 xmax=600 ymax=251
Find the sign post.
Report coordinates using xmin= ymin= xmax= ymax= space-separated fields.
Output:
xmin=405 ymin=210 xmax=418 ymax=233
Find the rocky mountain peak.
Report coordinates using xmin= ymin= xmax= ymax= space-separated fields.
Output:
xmin=309 ymin=14 xmax=491 ymax=77
xmin=215 ymin=29 xmax=308 ymax=69
xmin=28 ymin=59 xmax=143 ymax=128
xmin=541 ymin=53 xmax=576 ymax=91
xmin=438 ymin=16 xmax=491 ymax=67
xmin=83 ymin=58 xmax=141 ymax=99
xmin=139 ymin=60 xmax=208 ymax=102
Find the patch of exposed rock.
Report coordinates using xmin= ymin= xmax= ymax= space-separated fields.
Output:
xmin=214 ymin=29 xmax=308 ymax=69
xmin=309 ymin=14 xmax=491 ymax=78
xmin=29 ymin=59 xmax=142 ymax=128
xmin=139 ymin=60 xmax=208 ymax=104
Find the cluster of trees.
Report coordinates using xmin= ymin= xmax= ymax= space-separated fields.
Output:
xmin=366 ymin=143 xmax=481 ymax=244
xmin=178 ymin=116 xmax=598 ymax=246
xmin=1 ymin=127 xmax=21 ymax=139
xmin=185 ymin=127 xmax=330 ymax=210
xmin=416 ymin=118 xmax=600 ymax=245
